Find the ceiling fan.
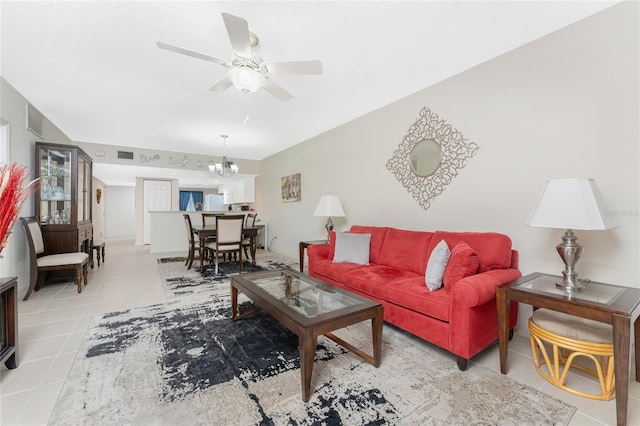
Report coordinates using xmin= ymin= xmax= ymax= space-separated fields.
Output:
xmin=157 ymin=12 xmax=323 ymax=102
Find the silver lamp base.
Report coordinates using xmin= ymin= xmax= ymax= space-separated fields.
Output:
xmin=325 ymin=217 xmax=334 ymax=240
xmin=555 ymin=229 xmax=587 ymax=292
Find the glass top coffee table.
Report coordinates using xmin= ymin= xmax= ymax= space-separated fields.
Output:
xmin=231 ymin=268 xmax=383 ymax=402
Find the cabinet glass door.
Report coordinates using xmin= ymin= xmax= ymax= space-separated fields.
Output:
xmin=39 ymin=148 xmax=72 ymax=225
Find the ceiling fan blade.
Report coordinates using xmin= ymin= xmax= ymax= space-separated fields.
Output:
xmin=222 ymin=13 xmax=251 ymax=58
xmin=262 ymin=79 xmax=294 ymax=102
xmin=209 ymin=78 xmax=233 ymax=92
xmin=267 ymin=61 xmax=323 ymax=75
xmin=156 ymin=41 xmax=228 ymax=67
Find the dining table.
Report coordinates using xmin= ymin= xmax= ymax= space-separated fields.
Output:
xmin=191 ymin=224 xmax=259 ymax=272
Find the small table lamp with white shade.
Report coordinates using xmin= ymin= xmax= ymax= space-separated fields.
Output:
xmin=313 ymin=195 xmax=345 ymax=239
xmin=525 ymin=178 xmax=616 ymax=292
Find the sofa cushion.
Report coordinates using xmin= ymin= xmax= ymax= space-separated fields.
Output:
xmin=428 ymin=231 xmax=512 ymax=273
xmin=333 ymin=232 xmax=371 ymax=265
xmin=342 ymin=265 xmax=420 ymax=298
xmin=384 ymin=277 xmax=451 ymax=322
xmin=379 ymin=228 xmax=433 ymax=275
xmin=443 ymin=241 xmax=480 ymax=291
xmin=349 ymin=226 xmax=389 ymax=264
xmin=312 ymin=259 xmax=367 ymax=282
xmin=425 ymin=239 xmax=450 ymax=291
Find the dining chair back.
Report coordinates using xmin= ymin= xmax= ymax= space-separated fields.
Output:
xmin=20 ymin=216 xmax=89 ymax=301
xmin=242 ymin=213 xmax=258 ymax=257
xmin=207 ymin=215 xmax=244 ymax=274
xmin=202 ymin=213 xmax=223 ymax=226
xmin=183 ymin=214 xmax=203 ymax=270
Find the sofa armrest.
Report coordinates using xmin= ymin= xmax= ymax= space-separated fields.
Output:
xmin=450 ymin=268 xmax=522 ymax=308
xmin=307 ymin=243 xmax=330 ymax=261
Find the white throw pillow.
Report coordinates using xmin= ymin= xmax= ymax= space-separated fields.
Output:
xmin=333 ymin=232 xmax=371 ymax=265
xmin=425 ymin=239 xmax=451 ymax=291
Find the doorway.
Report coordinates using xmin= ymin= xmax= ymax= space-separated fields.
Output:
xmin=143 ymin=180 xmax=171 ymax=244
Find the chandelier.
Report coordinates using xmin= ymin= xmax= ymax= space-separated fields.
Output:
xmin=209 ymin=135 xmax=239 ymax=177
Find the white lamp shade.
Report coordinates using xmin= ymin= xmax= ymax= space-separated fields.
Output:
xmin=525 ymin=178 xmax=615 ymax=230
xmin=313 ymin=195 xmax=345 ymax=217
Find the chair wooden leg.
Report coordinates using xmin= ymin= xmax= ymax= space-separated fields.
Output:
xmin=76 ymin=265 xmax=82 ymax=293
xmin=84 ymin=263 xmax=89 ymax=286
xmin=23 ymin=271 xmax=37 ymax=301
xmin=35 ymin=271 xmax=45 ymax=291
xmin=239 ymin=249 xmax=243 ymax=272
xmin=101 ymin=247 xmax=105 ymax=264
xmin=186 ymin=246 xmax=194 ymax=270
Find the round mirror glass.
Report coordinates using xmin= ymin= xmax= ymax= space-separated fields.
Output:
xmin=410 ymin=139 xmax=442 ymax=176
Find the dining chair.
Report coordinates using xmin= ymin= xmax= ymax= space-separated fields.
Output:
xmin=183 ymin=214 xmax=206 ymax=270
xmin=205 ymin=215 xmax=244 ymax=274
xmin=242 ymin=213 xmax=257 ymax=259
xmin=20 ymin=216 xmax=89 ymax=301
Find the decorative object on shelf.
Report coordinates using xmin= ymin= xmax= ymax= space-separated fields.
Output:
xmin=140 ymin=154 xmax=161 ymax=163
xmin=313 ymin=195 xmax=345 ymax=238
xmin=168 ymin=155 xmax=188 ymax=167
xmin=197 ymin=159 xmax=216 ymax=168
xmin=281 ymin=172 xmax=301 ymax=202
xmin=386 ymin=106 xmax=479 ymax=211
xmin=210 ymin=135 xmax=239 ymax=178
xmin=0 ymin=162 xmax=39 ymax=256
xmin=525 ymin=178 xmax=616 ymax=292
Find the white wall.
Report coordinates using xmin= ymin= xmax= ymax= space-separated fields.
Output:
xmin=255 ymin=3 xmax=639 ymax=332
xmin=0 ymin=78 xmax=74 ymax=296
xmin=103 ymin=186 xmax=136 ymax=239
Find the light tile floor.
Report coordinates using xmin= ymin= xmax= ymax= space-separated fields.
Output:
xmin=1 ymin=239 xmax=638 ymax=425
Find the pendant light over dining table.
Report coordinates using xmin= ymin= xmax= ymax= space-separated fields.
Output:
xmin=209 ymin=134 xmax=239 ymax=177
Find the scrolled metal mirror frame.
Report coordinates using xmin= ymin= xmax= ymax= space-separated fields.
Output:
xmin=386 ymin=106 xmax=479 ymax=210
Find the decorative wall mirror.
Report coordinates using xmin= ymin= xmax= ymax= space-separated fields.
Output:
xmin=409 ymin=139 xmax=441 ymax=177
xmin=386 ymin=106 xmax=479 ymax=210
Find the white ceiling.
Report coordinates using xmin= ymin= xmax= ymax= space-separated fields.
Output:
xmin=1 ymin=1 xmax=618 ymax=187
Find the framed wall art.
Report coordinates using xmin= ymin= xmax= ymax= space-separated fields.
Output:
xmin=281 ymin=173 xmax=301 ymax=202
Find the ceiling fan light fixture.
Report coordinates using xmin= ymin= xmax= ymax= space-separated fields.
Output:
xmin=228 ymin=66 xmax=265 ymax=93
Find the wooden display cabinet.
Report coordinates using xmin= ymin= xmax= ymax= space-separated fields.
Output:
xmin=35 ymin=142 xmax=93 ymax=257
xmin=0 ymin=277 xmax=18 ymax=369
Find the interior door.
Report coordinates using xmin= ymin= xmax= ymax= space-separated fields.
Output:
xmin=143 ymin=180 xmax=171 ymax=244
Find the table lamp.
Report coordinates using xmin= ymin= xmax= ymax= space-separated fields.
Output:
xmin=313 ymin=195 xmax=345 ymax=239
xmin=525 ymin=178 xmax=615 ymax=292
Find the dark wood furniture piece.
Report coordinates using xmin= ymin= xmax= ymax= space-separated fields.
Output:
xmin=205 ymin=215 xmax=244 ymax=274
xmin=231 ymin=268 xmax=383 ymax=401
xmin=35 ymin=142 xmax=93 ymax=259
xmin=0 ymin=277 xmax=18 ymax=369
xmin=298 ymin=240 xmax=327 ymax=273
xmin=192 ymin=224 xmax=259 ymax=271
xmin=20 ymin=217 xmax=89 ymax=300
xmin=92 ymin=240 xmax=105 ymax=268
xmin=497 ymin=272 xmax=640 ymax=426
xmin=242 ymin=213 xmax=258 ymax=258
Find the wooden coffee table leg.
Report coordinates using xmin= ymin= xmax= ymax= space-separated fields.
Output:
xmin=231 ymin=284 xmax=238 ymax=320
xmin=299 ymin=329 xmax=317 ymax=402
xmin=372 ymin=306 xmax=383 ymax=367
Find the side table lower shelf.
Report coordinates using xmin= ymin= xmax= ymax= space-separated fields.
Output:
xmin=0 ymin=276 xmax=18 ymax=369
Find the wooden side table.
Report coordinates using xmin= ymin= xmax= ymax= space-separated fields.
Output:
xmin=497 ymin=272 xmax=640 ymax=426
xmin=0 ymin=277 xmax=18 ymax=369
xmin=298 ymin=240 xmax=328 ymax=273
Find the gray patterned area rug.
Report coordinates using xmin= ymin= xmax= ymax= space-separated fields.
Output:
xmin=157 ymin=251 xmax=298 ymax=297
xmin=49 ymin=287 xmax=576 ymax=425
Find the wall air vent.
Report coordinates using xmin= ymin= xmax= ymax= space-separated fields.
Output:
xmin=117 ymin=151 xmax=134 ymax=160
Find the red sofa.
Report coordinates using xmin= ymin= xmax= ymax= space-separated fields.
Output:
xmin=307 ymin=225 xmax=521 ymax=370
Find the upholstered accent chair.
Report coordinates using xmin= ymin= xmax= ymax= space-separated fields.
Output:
xmin=20 ymin=216 xmax=89 ymax=301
